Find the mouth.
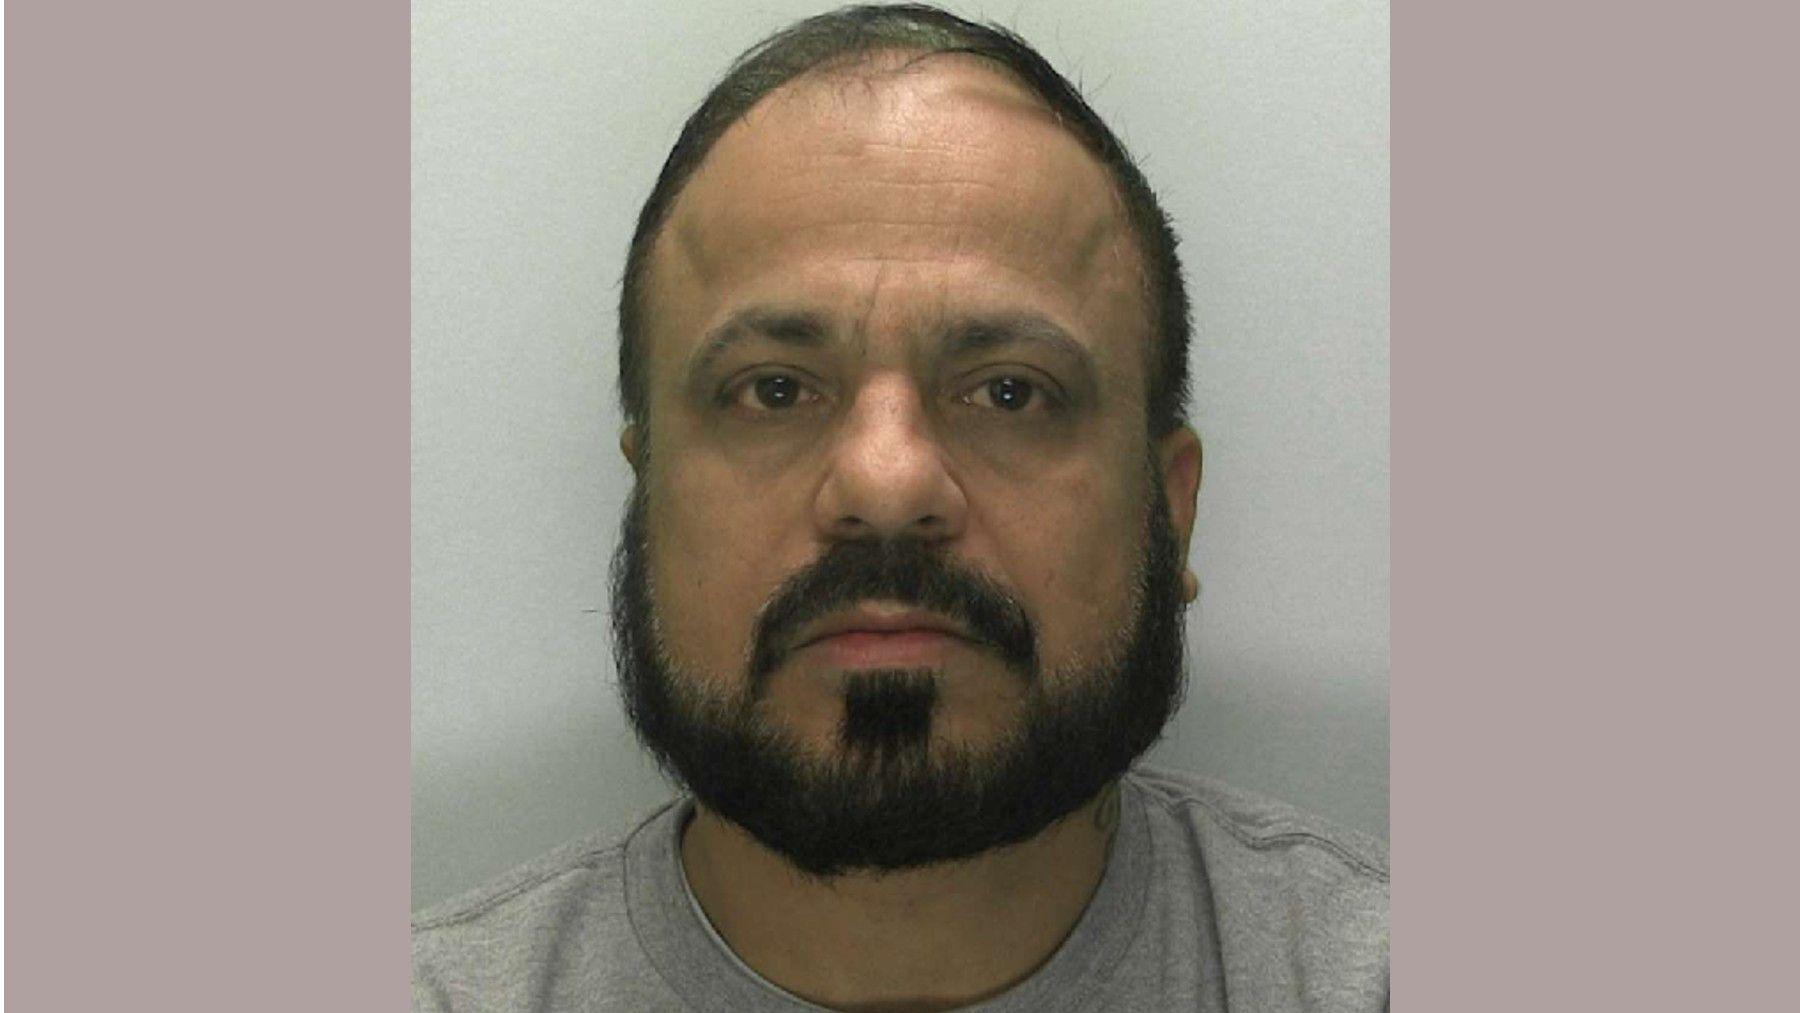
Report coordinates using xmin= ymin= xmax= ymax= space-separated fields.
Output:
xmin=792 ymin=605 xmax=978 ymax=670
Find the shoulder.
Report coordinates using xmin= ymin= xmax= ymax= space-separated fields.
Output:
xmin=411 ymin=826 xmax=632 ymax=936
xmin=1127 ymin=763 xmax=1388 ymax=883
xmin=411 ymin=802 xmax=682 ymax=1013
xmin=1126 ymin=765 xmax=1388 ymax=1007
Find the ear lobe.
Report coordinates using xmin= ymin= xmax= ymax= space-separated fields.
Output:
xmin=1156 ymin=426 xmax=1203 ymax=559
xmin=620 ymin=424 xmax=643 ymax=473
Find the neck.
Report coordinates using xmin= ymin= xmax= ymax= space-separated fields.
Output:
xmin=680 ymin=782 xmax=1123 ymax=1013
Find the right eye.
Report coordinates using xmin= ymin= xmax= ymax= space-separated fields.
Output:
xmin=727 ymin=372 xmax=821 ymax=412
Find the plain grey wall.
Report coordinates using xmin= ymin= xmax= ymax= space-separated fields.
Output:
xmin=412 ymin=0 xmax=1389 ymax=911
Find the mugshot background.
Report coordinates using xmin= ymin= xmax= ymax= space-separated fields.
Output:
xmin=412 ymin=0 xmax=1389 ymax=910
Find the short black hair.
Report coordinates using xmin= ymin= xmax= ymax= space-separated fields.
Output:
xmin=618 ymin=3 xmax=1191 ymax=436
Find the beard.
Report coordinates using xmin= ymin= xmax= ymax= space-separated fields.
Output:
xmin=610 ymin=466 xmax=1189 ymax=878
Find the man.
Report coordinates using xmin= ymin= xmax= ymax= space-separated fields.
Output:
xmin=413 ymin=5 xmax=1388 ymax=1010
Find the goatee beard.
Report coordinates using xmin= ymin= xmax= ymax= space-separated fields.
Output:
xmin=610 ymin=471 xmax=1189 ymax=878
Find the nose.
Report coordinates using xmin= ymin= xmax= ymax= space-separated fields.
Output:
xmin=813 ymin=373 xmax=967 ymax=543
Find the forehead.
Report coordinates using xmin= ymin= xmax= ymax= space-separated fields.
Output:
xmin=645 ymin=54 xmax=1149 ymax=370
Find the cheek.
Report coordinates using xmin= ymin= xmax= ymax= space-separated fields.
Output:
xmin=990 ymin=474 xmax=1147 ymax=672
xmin=642 ymin=475 xmax=774 ymax=683
xmin=637 ymin=464 xmax=806 ymax=687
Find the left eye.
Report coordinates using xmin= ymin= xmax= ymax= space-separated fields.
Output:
xmin=965 ymin=376 xmax=1040 ymax=412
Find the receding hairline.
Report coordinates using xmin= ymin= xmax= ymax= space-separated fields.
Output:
xmin=654 ymin=45 xmax=1122 ymax=241
xmin=635 ymin=46 xmax=1152 ymax=358
xmin=737 ymin=44 xmax=1067 ymax=122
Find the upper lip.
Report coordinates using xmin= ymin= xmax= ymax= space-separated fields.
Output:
xmin=794 ymin=605 xmax=973 ymax=649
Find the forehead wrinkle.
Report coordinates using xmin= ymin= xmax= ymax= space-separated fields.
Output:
xmin=667 ymin=185 xmax=1127 ymax=292
xmin=846 ymin=257 xmax=895 ymax=355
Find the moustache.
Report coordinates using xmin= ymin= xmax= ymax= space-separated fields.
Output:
xmin=747 ymin=539 xmax=1038 ymax=691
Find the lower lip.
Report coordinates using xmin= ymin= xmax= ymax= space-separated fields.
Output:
xmin=807 ymin=630 xmax=964 ymax=669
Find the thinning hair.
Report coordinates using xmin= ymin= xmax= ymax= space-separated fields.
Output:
xmin=618 ymin=3 xmax=1191 ymax=436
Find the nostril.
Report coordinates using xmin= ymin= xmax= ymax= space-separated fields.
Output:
xmin=832 ymin=515 xmax=873 ymax=538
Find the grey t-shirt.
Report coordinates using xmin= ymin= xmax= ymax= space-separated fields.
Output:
xmin=412 ymin=765 xmax=1388 ymax=1011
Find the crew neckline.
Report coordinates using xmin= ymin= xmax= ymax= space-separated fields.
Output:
xmin=624 ymin=777 xmax=1154 ymax=1013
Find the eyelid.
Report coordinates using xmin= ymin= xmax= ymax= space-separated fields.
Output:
xmin=717 ymin=366 xmax=827 ymax=411
xmin=954 ymin=366 xmax=1067 ymax=409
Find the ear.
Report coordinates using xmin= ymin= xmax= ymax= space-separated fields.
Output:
xmin=619 ymin=424 xmax=643 ymax=474
xmin=1155 ymin=425 xmax=1203 ymax=562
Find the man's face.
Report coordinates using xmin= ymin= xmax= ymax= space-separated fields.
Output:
xmin=616 ymin=56 xmax=1200 ymax=874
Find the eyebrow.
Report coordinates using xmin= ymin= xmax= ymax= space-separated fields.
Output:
xmin=686 ymin=307 xmax=831 ymax=382
xmin=941 ymin=313 xmax=1094 ymax=369
xmin=684 ymin=306 xmax=1099 ymax=388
